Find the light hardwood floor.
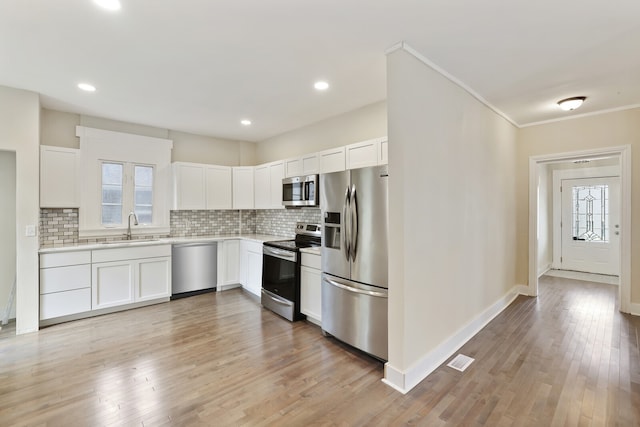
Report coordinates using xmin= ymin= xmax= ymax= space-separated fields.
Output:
xmin=1 ymin=276 xmax=638 ymax=426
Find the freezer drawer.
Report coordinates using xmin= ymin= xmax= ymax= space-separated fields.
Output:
xmin=321 ymin=273 xmax=388 ymax=361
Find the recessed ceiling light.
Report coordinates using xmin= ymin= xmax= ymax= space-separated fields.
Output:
xmin=77 ymin=83 xmax=96 ymax=92
xmin=314 ymin=81 xmax=329 ymax=91
xmin=94 ymin=0 xmax=121 ymax=11
xmin=241 ymin=119 xmax=252 ymax=126
xmin=557 ymin=96 xmax=586 ymax=111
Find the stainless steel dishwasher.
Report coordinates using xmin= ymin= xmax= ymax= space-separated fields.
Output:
xmin=171 ymin=242 xmax=217 ymax=298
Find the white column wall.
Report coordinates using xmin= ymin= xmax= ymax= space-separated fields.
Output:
xmin=0 ymin=151 xmax=16 ymax=319
xmin=0 ymin=86 xmax=40 ymax=334
xmin=385 ymin=47 xmax=518 ymax=391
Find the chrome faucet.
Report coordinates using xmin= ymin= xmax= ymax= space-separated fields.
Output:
xmin=126 ymin=211 xmax=139 ymax=240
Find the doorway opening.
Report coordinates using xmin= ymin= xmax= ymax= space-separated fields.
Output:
xmin=0 ymin=150 xmax=16 ymax=337
xmin=528 ymin=146 xmax=631 ymax=313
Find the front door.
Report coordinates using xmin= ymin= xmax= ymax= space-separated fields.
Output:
xmin=560 ymin=177 xmax=620 ymax=275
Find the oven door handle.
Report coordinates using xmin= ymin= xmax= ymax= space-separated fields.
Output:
xmin=263 ymin=246 xmax=297 ymax=262
xmin=261 ymin=289 xmax=294 ymax=306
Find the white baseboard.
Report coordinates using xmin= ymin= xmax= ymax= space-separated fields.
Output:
xmin=630 ymin=302 xmax=640 ymax=317
xmin=382 ymin=285 xmax=524 ymax=394
xmin=537 ymin=263 xmax=551 ymax=278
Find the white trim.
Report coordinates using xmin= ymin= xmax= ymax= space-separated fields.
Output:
xmin=382 ymin=285 xmax=524 ymax=393
xmin=521 ymin=104 xmax=640 ymax=128
xmin=528 ymin=145 xmax=632 ymax=313
xmin=630 ymin=303 xmax=640 ymax=317
xmin=385 ymin=42 xmax=518 ymax=128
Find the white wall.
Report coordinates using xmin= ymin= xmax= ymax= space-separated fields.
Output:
xmin=41 ymin=108 xmax=257 ymax=166
xmin=0 ymin=151 xmax=16 ymax=320
xmin=0 ymin=86 xmax=40 ymax=334
xmin=255 ymin=101 xmax=387 ymax=164
xmin=385 ymin=47 xmax=518 ymax=391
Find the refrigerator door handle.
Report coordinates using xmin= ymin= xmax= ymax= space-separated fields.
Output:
xmin=350 ymin=184 xmax=358 ymax=262
xmin=325 ymin=277 xmax=388 ymax=298
xmin=343 ymin=186 xmax=351 ymax=262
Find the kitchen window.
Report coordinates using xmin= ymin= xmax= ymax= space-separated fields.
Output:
xmin=77 ymin=126 xmax=172 ymax=238
xmin=100 ymin=162 xmax=155 ymax=227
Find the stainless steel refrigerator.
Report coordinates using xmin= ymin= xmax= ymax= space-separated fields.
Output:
xmin=320 ymin=165 xmax=388 ymax=361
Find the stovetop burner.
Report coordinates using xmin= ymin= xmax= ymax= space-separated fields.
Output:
xmin=263 ymin=221 xmax=321 ymax=252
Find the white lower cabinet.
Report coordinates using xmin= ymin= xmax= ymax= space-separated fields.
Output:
xmin=240 ymin=240 xmax=263 ymax=297
xmin=137 ymin=257 xmax=171 ymax=302
xmin=92 ymin=261 xmax=135 ymax=309
xmin=92 ymin=245 xmax=171 ymax=310
xmin=300 ymin=252 xmax=322 ymax=324
xmin=40 ymin=251 xmax=92 ymax=320
xmin=40 ymin=245 xmax=171 ymax=324
xmin=217 ymin=239 xmax=241 ymax=290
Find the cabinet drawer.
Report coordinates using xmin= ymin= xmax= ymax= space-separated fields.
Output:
xmin=40 ymin=264 xmax=91 ymax=294
xmin=40 ymin=251 xmax=91 ymax=268
xmin=40 ymin=288 xmax=91 ymax=320
xmin=301 ymin=253 xmax=321 ymax=269
xmin=92 ymin=244 xmax=171 ymax=263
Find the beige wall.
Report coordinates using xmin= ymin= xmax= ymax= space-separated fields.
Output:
xmin=0 ymin=86 xmax=40 ymax=334
xmin=41 ymin=108 xmax=256 ymax=166
xmin=0 ymin=151 xmax=16 ymax=319
xmin=387 ymin=49 xmax=518 ymax=372
xmin=516 ymin=108 xmax=640 ymax=304
xmin=255 ymin=101 xmax=387 ymax=164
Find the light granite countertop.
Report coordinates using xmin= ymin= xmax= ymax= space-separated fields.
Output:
xmin=299 ymin=246 xmax=321 ymax=255
xmin=39 ymin=234 xmax=287 ymax=254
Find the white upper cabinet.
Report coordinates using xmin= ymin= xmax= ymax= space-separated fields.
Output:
xmin=302 ymin=153 xmax=320 ymax=174
xmin=379 ymin=138 xmax=388 ymax=165
xmin=232 ymin=167 xmax=255 ymax=209
xmin=285 ymin=153 xmax=319 ymax=177
xmin=40 ymin=145 xmax=80 ymax=208
xmin=285 ymin=157 xmax=302 ymax=177
xmin=345 ymin=137 xmax=388 ymax=170
xmin=254 ymin=161 xmax=285 ymax=209
xmin=173 ymin=162 xmax=206 ymax=210
xmin=205 ymin=165 xmax=232 ymax=210
xmin=254 ymin=164 xmax=270 ymax=209
xmin=173 ymin=162 xmax=232 ymax=210
xmin=269 ymin=161 xmax=284 ymax=208
xmin=319 ymin=147 xmax=346 ymax=174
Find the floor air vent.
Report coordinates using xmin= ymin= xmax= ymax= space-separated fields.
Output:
xmin=447 ymin=354 xmax=475 ymax=372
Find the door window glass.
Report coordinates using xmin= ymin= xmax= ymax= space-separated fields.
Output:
xmin=572 ymin=184 xmax=608 ymax=242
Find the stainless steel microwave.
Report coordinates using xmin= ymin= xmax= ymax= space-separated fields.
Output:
xmin=282 ymin=174 xmax=319 ymax=207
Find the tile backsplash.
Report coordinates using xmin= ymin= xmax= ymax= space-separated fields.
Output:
xmin=40 ymin=208 xmax=320 ymax=246
xmin=256 ymin=208 xmax=321 ymax=238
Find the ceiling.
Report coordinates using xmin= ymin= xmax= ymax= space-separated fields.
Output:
xmin=1 ymin=1 xmax=639 ymax=142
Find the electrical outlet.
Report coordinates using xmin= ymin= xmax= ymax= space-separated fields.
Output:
xmin=25 ymin=225 xmax=37 ymax=237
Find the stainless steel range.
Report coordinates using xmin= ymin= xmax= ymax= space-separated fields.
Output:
xmin=261 ymin=222 xmax=321 ymax=321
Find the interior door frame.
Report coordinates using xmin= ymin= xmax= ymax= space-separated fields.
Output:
xmin=552 ymin=166 xmax=620 ymax=271
xmin=528 ymin=145 xmax=632 ymax=313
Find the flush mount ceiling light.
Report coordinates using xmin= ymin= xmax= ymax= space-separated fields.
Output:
xmin=240 ymin=119 xmax=252 ymax=126
xmin=94 ymin=0 xmax=121 ymax=11
xmin=557 ymin=96 xmax=586 ymax=111
xmin=314 ymin=81 xmax=329 ymax=91
xmin=77 ymin=83 xmax=96 ymax=92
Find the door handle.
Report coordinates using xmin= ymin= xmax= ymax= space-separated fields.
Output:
xmin=343 ymin=187 xmax=350 ymax=261
xmin=350 ymin=184 xmax=358 ymax=262
xmin=324 ymin=277 xmax=387 ymax=298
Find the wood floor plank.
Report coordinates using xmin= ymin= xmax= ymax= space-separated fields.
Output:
xmin=1 ymin=277 xmax=639 ymax=426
